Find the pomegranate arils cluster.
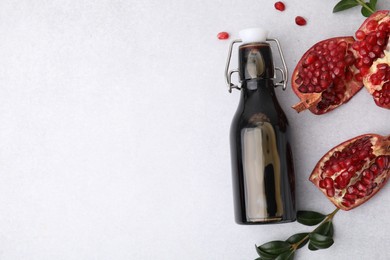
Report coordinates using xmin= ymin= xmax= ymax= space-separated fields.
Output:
xmin=292 ymin=37 xmax=360 ymax=113
xmin=296 ymin=40 xmax=352 ymax=97
xmin=310 ymin=134 xmax=390 ymax=211
xmin=292 ymin=11 xmax=390 ymax=114
xmin=353 ymin=20 xmax=389 ymax=80
xmin=338 ymin=154 xmax=387 ymax=209
xmin=360 ymin=18 xmax=390 ymax=108
xmin=321 ymin=137 xmax=373 ymax=178
xmin=371 ymin=64 xmax=390 ymax=96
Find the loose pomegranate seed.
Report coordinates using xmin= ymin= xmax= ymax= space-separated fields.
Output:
xmin=274 ymin=1 xmax=285 ymax=11
xmin=295 ymin=16 xmax=307 ymax=26
xmin=217 ymin=32 xmax=229 ymax=40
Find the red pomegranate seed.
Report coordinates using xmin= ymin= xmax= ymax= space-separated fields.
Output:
xmin=295 ymin=16 xmax=307 ymax=26
xmin=326 ymin=187 xmax=335 ymax=197
xmin=217 ymin=32 xmax=229 ymax=40
xmin=341 ymin=200 xmax=352 ymax=207
xmin=377 ymin=63 xmax=388 ymax=70
xmin=344 ymin=193 xmax=357 ymax=201
xmin=366 ymin=20 xmax=378 ymax=31
xmin=324 ymin=177 xmax=334 ymax=189
xmin=356 ymin=182 xmax=367 ymax=192
xmin=376 ymin=156 xmax=387 ymax=169
xmin=274 ymin=1 xmax=285 ymax=11
xmin=355 ymin=30 xmax=366 ymax=40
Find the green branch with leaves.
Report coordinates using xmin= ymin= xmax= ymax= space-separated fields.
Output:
xmin=333 ymin=0 xmax=379 ymax=17
xmin=255 ymin=208 xmax=340 ymax=260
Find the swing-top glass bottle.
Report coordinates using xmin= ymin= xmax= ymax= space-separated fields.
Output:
xmin=225 ymin=28 xmax=296 ymax=224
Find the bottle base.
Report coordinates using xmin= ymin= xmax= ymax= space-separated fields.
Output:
xmin=235 ymin=217 xmax=296 ymax=225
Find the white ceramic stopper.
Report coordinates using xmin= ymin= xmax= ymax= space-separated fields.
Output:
xmin=239 ymin=28 xmax=269 ymax=44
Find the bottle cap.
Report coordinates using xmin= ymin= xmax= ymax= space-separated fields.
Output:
xmin=239 ymin=28 xmax=269 ymax=44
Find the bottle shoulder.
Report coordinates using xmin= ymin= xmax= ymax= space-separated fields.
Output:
xmin=231 ymin=94 xmax=289 ymax=132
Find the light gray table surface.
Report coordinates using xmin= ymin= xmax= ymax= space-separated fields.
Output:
xmin=0 ymin=0 xmax=389 ymax=259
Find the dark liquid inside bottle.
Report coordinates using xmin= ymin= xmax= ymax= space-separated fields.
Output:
xmin=230 ymin=43 xmax=296 ymax=224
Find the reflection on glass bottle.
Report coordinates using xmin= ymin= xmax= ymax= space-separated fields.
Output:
xmin=242 ymin=113 xmax=283 ymax=221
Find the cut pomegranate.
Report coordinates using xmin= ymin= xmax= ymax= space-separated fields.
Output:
xmin=295 ymin=16 xmax=307 ymax=26
xmin=292 ymin=37 xmax=363 ymax=114
xmin=310 ymin=134 xmax=390 ymax=211
xmin=274 ymin=1 xmax=285 ymax=12
xmin=357 ymin=11 xmax=390 ymax=109
xmin=292 ymin=10 xmax=390 ymax=114
xmin=217 ymin=32 xmax=230 ymax=40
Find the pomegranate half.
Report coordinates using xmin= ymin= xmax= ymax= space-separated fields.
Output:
xmin=292 ymin=10 xmax=390 ymax=114
xmin=309 ymin=134 xmax=390 ymax=211
xmin=357 ymin=11 xmax=390 ymax=109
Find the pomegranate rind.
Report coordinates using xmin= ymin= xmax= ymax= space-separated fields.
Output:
xmin=309 ymin=134 xmax=390 ymax=211
xmin=358 ymin=11 xmax=390 ymax=109
xmin=291 ymin=37 xmax=363 ymax=115
xmin=357 ymin=10 xmax=389 ymax=32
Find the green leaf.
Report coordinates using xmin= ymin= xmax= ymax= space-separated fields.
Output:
xmin=308 ymin=242 xmax=319 ymax=251
xmin=309 ymin=233 xmax=334 ymax=249
xmin=256 ymin=245 xmax=275 ymax=260
xmin=361 ymin=5 xmax=370 ymax=17
xmin=370 ymin=0 xmax=377 ymax=8
xmin=297 ymin=211 xmax=326 ymax=226
xmin=275 ymin=250 xmax=295 ymax=260
xmin=361 ymin=0 xmax=377 ymax=17
xmin=333 ymin=0 xmax=359 ymax=13
xmin=286 ymin=233 xmax=309 ymax=249
xmin=256 ymin=249 xmax=274 ymax=260
xmin=258 ymin=241 xmax=292 ymax=256
xmin=314 ymin=221 xmax=334 ymax=237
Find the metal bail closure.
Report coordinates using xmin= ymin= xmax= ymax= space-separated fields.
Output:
xmin=224 ymin=28 xmax=289 ymax=92
xmin=225 ymin=39 xmax=242 ymax=93
xmin=267 ymin=38 xmax=288 ymax=91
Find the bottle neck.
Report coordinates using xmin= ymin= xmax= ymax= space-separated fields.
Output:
xmin=237 ymin=79 xmax=287 ymax=130
xmin=239 ymin=42 xmax=275 ymax=82
xmin=241 ymin=79 xmax=275 ymax=94
xmin=238 ymin=79 xmax=279 ymax=118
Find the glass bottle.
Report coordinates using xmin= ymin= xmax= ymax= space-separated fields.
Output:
xmin=226 ymin=28 xmax=296 ymax=224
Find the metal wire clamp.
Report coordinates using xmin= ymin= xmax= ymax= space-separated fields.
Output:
xmin=225 ymin=38 xmax=288 ymax=93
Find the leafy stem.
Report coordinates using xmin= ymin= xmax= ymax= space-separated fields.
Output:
xmin=290 ymin=234 xmax=308 ymax=251
xmin=332 ymin=0 xmax=378 ymax=17
xmin=323 ymin=207 xmax=339 ymax=222
xmin=355 ymin=0 xmax=375 ymax=14
xmin=292 ymin=208 xmax=339 ymax=250
xmin=256 ymin=208 xmax=340 ymax=260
